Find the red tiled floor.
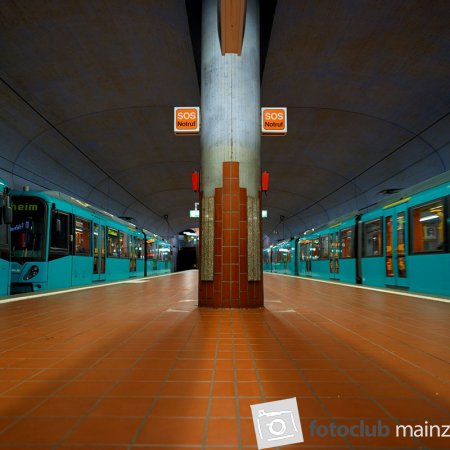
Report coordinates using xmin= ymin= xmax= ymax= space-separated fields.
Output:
xmin=0 ymin=271 xmax=448 ymax=449
xmin=63 ymin=417 xmax=141 ymax=444
xmin=29 ymin=397 xmax=98 ymax=417
xmin=136 ymin=417 xmax=205 ymax=445
xmin=89 ymin=397 xmax=154 ymax=417
xmin=209 ymin=397 xmax=238 ymax=417
xmin=150 ymin=397 xmax=209 ymax=417
xmin=0 ymin=418 xmax=77 ymax=444
xmin=205 ymin=418 xmax=240 ymax=446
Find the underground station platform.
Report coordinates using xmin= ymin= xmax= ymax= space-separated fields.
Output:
xmin=0 ymin=270 xmax=448 ymax=450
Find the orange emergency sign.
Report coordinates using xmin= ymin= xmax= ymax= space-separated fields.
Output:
xmin=174 ymin=107 xmax=200 ymax=135
xmin=261 ymin=107 xmax=287 ymax=135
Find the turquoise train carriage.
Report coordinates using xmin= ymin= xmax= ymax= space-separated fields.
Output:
xmin=9 ymin=190 xmax=172 ymax=294
xmin=265 ymin=171 xmax=450 ymax=297
xmin=0 ymin=178 xmax=12 ymax=296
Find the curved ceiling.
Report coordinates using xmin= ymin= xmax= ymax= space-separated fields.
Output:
xmin=0 ymin=0 xmax=449 ymax=241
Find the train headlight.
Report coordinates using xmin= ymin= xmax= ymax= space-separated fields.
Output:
xmin=23 ymin=265 xmax=39 ymax=280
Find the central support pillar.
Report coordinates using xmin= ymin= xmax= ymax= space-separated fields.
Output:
xmin=198 ymin=0 xmax=263 ymax=307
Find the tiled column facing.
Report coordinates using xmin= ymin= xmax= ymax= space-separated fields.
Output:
xmin=198 ymin=162 xmax=263 ymax=308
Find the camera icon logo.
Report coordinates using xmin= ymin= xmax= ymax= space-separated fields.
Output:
xmin=250 ymin=397 xmax=303 ymax=449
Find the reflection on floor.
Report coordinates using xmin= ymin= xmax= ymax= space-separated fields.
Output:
xmin=0 ymin=270 xmax=448 ymax=449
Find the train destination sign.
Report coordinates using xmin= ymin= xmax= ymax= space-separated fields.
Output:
xmin=174 ymin=107 xmax=200 ymax=135
xmin=261 ymin=107 xmax=287 ymax=135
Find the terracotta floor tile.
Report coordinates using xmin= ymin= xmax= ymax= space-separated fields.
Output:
xmin=302 ymin=369 xmax=350 ymax=382
xmin=0 ymin=368 xmax=40 ymax=380
xmin=0 ymin=446 xmax=53 ymax=450
xmin=0 ymin=417 xmax=76 ymax=444
xmin=169 ymin=369 xmax=212 ymax=382
xmin=211 ymin=381 xmax=236 ymax=397
xmin=30 ymin=397 xmax=97 ymax=417
xmin=64 ymin=417 xmax=141 ymax=444
xmin=134 ymin=359 xmax=174 ymax=370
xmin=0 ymin=396 xmax=45 ymax=416
xmin=7 ymin=379 xmax=65 ymax=397
xmin=51 ymin=358 xmax=99 ymax=369
xmin=57 ymin=380 xmax=114 ymax=397
xmin=30 ymin=368 xmax=83 ymax=382
xmin=309 ymin=381 xmax=365 ymax=397
xmin=236 ymin=369 xmax=258 ymax=381
xmin=359 ymin=381 xmax=420 ymax=398
xmin=77 ymin=368 xmax=128 ymax=381
xmin=255 ymin=359 xmax=297 ymax=371
xmin=214 ymin=369 xmax=235 ymax=381
xmin=292 ymin=359 xmax=335 ymax=370
xmin=215 ymin=359 xmax=234 ymax=370
xmin=258 ymin=369 xmax=303 ymax=381
xmin=150 ymin=397 xmax=208 ymax=417
xmin=136 ymin=417 xmax=204 ymax=445
xmin=297 ymin=397 xmax=329 ymax=418
xmin=90 ymin=397 xmax=154 ymax=417
xmin=377 ymin=398 xmax=449 ymax=419
xmin=234 ymin=359 xmax=257 ymax=370
xmin=174 ymin=359 xmax=214 ymax=370
xmin=0 ymin=380 xmax=19 ymax=394
xmin=205 ymin=418 xmax=240 ymax=446
xmin=322 ymin=397 xmax=388 ymax=418
xmin=122 ymin=368 xmax=169 ymax=382
xmin=237 ymin=382 xmax=263 ymax=397
xmin=9 ymin=358 xmax=59 ymax=369
xmin=108 ymin=381 xmax=161 ymax=397
xmin=59 ymin=446 xmax=127 ymax=450
xmin=159 ymin=381 xmax=211 ymax=397
xmin=209 ymin=397 xmax=238 ymax=417
xmin=345 ymin=369 xmax=399 ymax=383
xmin=235 ymin=351 xmax=253 ymax=359
xmin=262 ymin=381 xmax=313 ymax=398
xmin=0 ymin=417 xmax=14 ymax=433
xmin=239 ymin=417 xmax=258 ymax=446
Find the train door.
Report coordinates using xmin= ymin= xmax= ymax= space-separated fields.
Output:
xmin=299 ymin=241 xmax=312 ymax=276
xmin=329 ymin=231 xmax=340 ymax=280
xmin=129 ymin=234 xmax=137 ymax=277
xmin=384 ymin=207 xmax=409 ymax=289
xmin=92 ymin=221 xmax=106 ymax=282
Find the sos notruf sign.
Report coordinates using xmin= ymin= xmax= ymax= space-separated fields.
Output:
xmin=261 ymin=107 xmax=287 ymax=135
xmin=174 ymin=107 xmax=200 ymax=135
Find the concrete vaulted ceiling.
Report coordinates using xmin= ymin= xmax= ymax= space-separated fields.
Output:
xmin=0 ymin=1 xmax=449 ymax=241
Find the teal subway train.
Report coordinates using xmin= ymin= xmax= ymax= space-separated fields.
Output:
xmin=9 ymin=190 xmax=172 ymax=295
xmin=0 ymin=178 xmax=12 ymax=296
xmin=264 ymin=172 xmax=450 ymax=297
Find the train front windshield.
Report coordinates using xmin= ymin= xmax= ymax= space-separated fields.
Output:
xmin=11 ymin=197 xmax=46 ymax=262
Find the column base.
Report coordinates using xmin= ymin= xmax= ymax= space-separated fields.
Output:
xmin=198 ymin=161 xmax=263 ymax=308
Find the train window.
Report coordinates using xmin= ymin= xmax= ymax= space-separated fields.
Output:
xmin=107 ymin=228 xmax=120 ymax=257
xmin=50 ymin=211 xmax=69 ymax=251
xmin=410 ymin=199 xmax=445 ymax=253
xmin=319 ymin=235 xmax=329 ymax=259
xmin=310 ymin=238 xmax=319 ymax=259
xmin=147 ymin=239 xmax=156 ymax=260
xmin=74 ymin=217 xmax=91 ymax=256
xmin=363 ymin=218 xmax=383 ymax=257
xmin=11 ymin=197 xmax=46 ymax=260
xmin=135 ymin=237 xmax=144 ymax=259
xmin=340 ymin=227 xmax=354 ymax=258
xmin=119 ymin=232 xmax=129 ymax=258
